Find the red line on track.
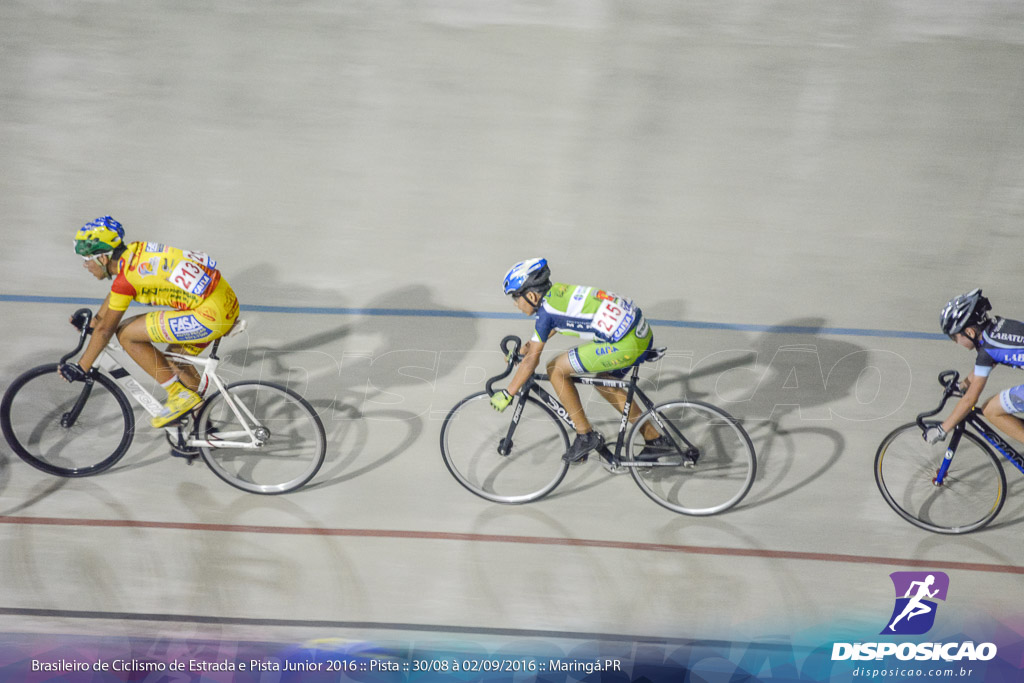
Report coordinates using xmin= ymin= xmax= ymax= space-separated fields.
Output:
xmin=1 ymin=515 xmax=1021 ymax=575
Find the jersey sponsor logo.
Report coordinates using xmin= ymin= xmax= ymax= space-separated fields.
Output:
xmin=193 ymin=306 xmax=216 ymax=322
xmin=595 ymin=346 xmax=619 ymax=356
xmin=987 ymin=349 xmax=1024 ymax=366
xmin=137 ymin=256 xmax=161 ymax=278
xmin=144 ymin=242 xmax=165 ymax=253
xmin=168 ymin=315 xmax=212 ymax=342
xmin=991 ymin=333 xmax=1024 ymax=344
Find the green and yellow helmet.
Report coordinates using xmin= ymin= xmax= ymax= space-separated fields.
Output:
xmin=74 ymin=216 xmax=125 ymax=257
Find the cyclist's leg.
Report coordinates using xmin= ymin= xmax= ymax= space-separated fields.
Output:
xmin=594 ymin=383 xmax=660 ymax=440
xmin=116 ymin=315 xmax=178 ymax=384
xmin=165 ymin=344 xmax=204 ymax=390
xmin=574 ymin=325 xmax=658 ymax=440
xmin=143 ymin=278 xmax=240 ymax=392
xmin=982 ymin=386 xmax=1024 ymax=444
xmin=547 ymin=352 xmax=592 ymax=434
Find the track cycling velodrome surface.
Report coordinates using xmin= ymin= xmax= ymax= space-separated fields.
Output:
xmin=2 ymin=2 xmax=1023 ymax=681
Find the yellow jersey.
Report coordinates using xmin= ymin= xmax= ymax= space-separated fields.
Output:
xmin=108 ymin=241 xmax=221 ymax=312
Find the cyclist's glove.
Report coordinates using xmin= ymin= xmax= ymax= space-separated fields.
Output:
xmin=490 ymin=389 xmax=513 ymax=412
xmin=58 ymin=362 xmax=90 ymax=383
xmin=923 ymin=425 xmax=947 ymax=444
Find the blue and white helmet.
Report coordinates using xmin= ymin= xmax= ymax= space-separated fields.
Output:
xmin=502 ymin=258 xmax=551 ymax=296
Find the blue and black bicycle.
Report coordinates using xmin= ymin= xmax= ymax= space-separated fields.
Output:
xmin=875 ymin=370 xmax=1024 ymax=534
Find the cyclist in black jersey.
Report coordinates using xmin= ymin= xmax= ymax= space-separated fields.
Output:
xmin=928 ymin=289 xmax=1024 ymax=446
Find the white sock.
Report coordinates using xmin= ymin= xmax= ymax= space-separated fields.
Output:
xmin=160 ymin=375 xmax=180 ymax=390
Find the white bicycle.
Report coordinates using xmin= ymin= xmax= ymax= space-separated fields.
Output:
xmin=1 ymin=308 xmax=326 ymax=494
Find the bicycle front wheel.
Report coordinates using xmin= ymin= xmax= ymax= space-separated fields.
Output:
xmin=440 ymin=392 xmax=570 ymax=504
xmin=196 ymin=381 xmax=326 ymax=494
xmin=1 ymin=364 xmax=134 ymax=476
xmin=875 ymin=423 xmax=1006 ymax=534
xmin=628 ymin=400 xmax=756 ymax=515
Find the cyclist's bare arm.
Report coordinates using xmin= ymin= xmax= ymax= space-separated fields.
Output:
xmin=505 ymin=339 xmax=545 ymax=396
xmin=941 ymin=371 xmax=986 ymax=433
xmin=77 ymin=294 xmax=125 ymax=372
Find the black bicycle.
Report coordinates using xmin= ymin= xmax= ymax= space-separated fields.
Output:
xmin=875 ymin=369 xmax=1024 ymax=533
xmin=439 ymin=335 xmax=756 ymax=515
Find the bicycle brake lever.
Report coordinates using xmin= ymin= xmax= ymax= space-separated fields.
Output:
xmin=70 ymin=307 xmax=93 ymax=333
xmin=499 ymin=335 xmax=523 ymax=363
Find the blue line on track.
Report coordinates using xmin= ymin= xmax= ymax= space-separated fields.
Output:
xmin=0 ymin=293 xmax=945 ymax=341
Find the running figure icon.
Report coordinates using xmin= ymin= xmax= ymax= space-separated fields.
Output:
xmin=888 ymin=575 xmax=939 ymax=631
xmin=882 ymin=571 xmax=949 ymax=636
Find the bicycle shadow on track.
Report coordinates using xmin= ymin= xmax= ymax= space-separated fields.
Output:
xmin=217 ymin=276 xmax=481 ymax=488
xmin=174 ymin=481 xmax=377 ymax=621
xmin=0 ymin=454 xmax=7 ymax=498
xmin=302 ymin=405 xmax=422 ymax=490
xmin=0 ymin=476 xmax=69 ymax=516
xmin=899 ymin=525 xmax=1024 ymax=567
xmin=629 ymin=317 xmax=908 ymax=507
xmin=984 ymin=475 xmax=1024 ymax=533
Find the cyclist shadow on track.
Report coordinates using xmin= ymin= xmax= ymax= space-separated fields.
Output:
xmin=303 ymin=285 xmax=480 ymax=489
xmin=654 ymin=318 xmax=860 ymax=509
xmin=174 ymin=481 xmax=375 ymax=617
xmin=212 ymin=272 xmax=480 ymax=489
xmin=560 ymin=316 xmax=898 ymax=509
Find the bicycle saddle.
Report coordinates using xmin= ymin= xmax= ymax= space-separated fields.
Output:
xmin=640 ymin=347 xmax=667 ymax=363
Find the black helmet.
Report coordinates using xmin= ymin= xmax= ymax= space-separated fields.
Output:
xmin=939 ymin=288 xmax=991 ymax=336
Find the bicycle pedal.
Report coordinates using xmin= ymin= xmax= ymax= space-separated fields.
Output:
xmin=169 ymin=448 xmax=200 ymax=465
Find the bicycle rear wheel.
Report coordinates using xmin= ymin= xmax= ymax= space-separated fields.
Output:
xmin=1 ymin=364 xmax=134 ymax=476
xmin=874 ymin=423 xmax=1005 ymax=534
xmin=628 ymin=400 xmax=756 ymax=515
xmin=196 ymin=381 xmax=326 ymax=494
xmin=440 ymin=392 xmax=570 ymax=504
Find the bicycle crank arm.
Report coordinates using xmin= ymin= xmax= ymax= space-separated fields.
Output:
xmin=187 ymin=440 xmax=264 ymax=450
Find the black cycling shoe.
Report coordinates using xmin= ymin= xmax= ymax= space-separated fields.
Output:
xmin=564 ymin=431 xmax=604 ymax=463
xmin=636 ymin=435 xmax=675 ymax=461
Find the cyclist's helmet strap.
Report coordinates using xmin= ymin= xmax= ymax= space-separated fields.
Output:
xmin=74 ymin=215 xmax=125 ymax=257
xmin=940 ymin=288 xmax=992 ymax=337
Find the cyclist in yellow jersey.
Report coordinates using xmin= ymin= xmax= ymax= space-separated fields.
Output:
xmin=59 ymin=216 xmax=240 ymax=427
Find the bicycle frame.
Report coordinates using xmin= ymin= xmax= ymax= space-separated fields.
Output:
xmin=66 ymin=308 xmax=264 ymax=451
xmin=919 ymin=370 xmax=1024 ymax=484
xmin=487 ymin=335 xmax=697 ymax=468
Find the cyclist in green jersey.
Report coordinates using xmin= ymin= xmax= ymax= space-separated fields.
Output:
xmin=491 ymin=258 xmax=669 ymax=463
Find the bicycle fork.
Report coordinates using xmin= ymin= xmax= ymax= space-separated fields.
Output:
xmin=60 ymin=378 xmax=94 ymax=428
xmin=497 ymin=396 xmax=528 ymax=456
xmin=932 ymin=424 xmax=966 ymax=486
